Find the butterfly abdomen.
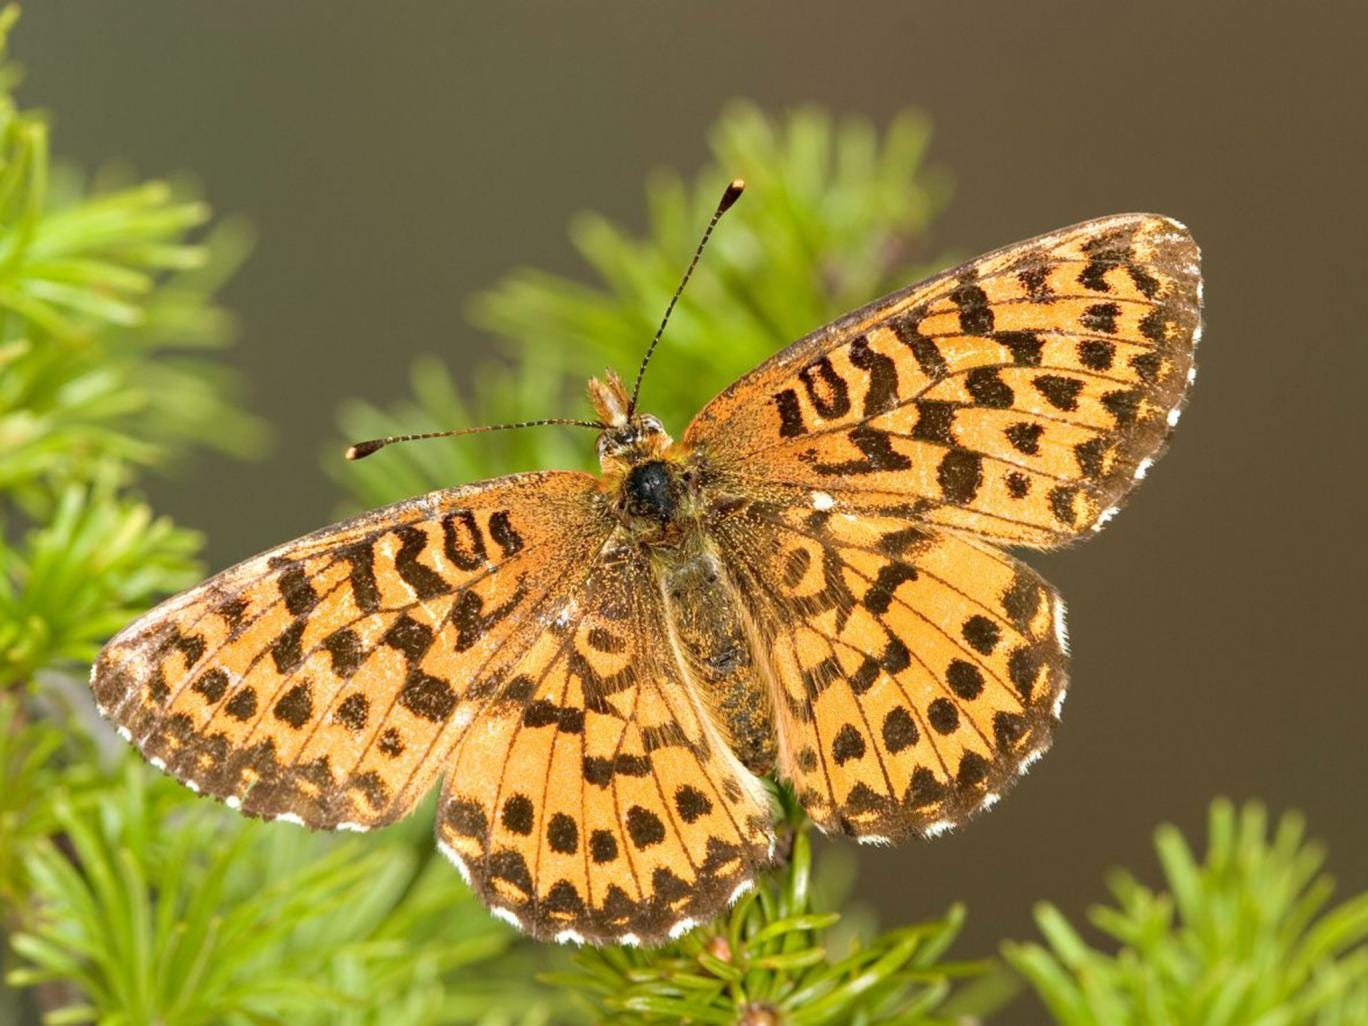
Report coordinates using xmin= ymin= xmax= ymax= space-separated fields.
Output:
xmin=659 ymin=548 xmax=777 ymax=776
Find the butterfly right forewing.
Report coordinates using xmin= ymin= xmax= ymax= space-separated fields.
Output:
xmin=686 ymin=214 xmax=1202 ymax=547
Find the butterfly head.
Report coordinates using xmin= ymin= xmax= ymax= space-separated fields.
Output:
xmin=589 ymin=370 xmax=673 ymax=473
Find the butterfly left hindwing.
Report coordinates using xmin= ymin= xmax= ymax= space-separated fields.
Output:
xmin=436 ymin=548 xmax=774 ymax=946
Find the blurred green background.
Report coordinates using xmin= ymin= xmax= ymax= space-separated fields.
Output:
xmin=15 ymin=0 xmax=1366 ymax=1013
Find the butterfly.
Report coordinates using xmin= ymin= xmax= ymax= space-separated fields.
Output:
xmin=91 ymin=182 xmax=1201 ymax=946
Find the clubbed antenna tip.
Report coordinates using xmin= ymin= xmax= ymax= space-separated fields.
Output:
xmin=628 ymin=177 xmax=746 ymax=414
xmin=345 ymin=440 xmax=385 ymax=460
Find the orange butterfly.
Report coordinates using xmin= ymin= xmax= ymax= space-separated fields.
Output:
xmin=92 ymin=182 xmax=1201 ymax=945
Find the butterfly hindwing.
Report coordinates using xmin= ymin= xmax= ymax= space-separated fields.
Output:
xmin=435 ymin=548 xmax=774 ymax=945
xmin=707 ymin=484 xmax=1066 ymax=839
xmin=91 ymin=471 xmax=614 ymax=829
xmin=685 ymin=214 xmax=1202 ymax=547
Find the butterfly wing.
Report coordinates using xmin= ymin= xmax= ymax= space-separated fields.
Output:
xmin=707 ymin=486 xmax=1065 ymax=839
xmin=685 ymin=214 xmax=1202 ymax=547
xmin=94 ymin=468 xmax=774 ymax=944
xmin=685 ymin=214 xmax=1199 ymax=838
xmin=435 ymin=542 xmax=775 ymax=946
xmin=91 ymin=470 xmax=616 ymax=830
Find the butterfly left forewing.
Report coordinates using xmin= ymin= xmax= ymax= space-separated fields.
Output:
xmin=685 ymin=214 xmax=1201 ymax=547
xmin=92 ymin=471 xmax=613 ymax=830
xmin=707 ymin=485 xmax=1065 ymax=839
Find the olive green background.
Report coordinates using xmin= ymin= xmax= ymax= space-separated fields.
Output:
xmin=19 ymin=0 xmax=1367 ymax=1005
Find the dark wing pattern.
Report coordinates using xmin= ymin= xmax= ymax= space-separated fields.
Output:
xmin=707 ymin=483 xmax=1066 ymax=840
xmin=93 ymin=470 xmax=773 ymax=945
xmin=686 ymin=214 xmax=1202 ymax=547
xmin=91 ymin=471 xmax=615 ymax=830
xmin=435 ymin=543 xmax=774 ymax=945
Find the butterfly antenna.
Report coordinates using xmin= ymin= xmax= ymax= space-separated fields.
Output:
xmin=345 ymin=418 xmax=604 ymax=461
xmin=628 ymin=177 xmax=745 ymax=415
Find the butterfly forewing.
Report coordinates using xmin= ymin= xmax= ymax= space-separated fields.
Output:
xmin=92 ymin=471 xmax=614 ymax=829
xmin=685 ymin=214 xmax=1202 ymax=547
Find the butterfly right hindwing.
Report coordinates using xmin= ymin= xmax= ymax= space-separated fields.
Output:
xmin=706 ymin=483 xmax=1066 ymax=839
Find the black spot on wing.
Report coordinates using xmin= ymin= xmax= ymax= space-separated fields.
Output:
xmin=395 ymin=526 xmax=449 ymax=599
xmin=278 ymin=565 xmax=319 ymax=616
xmin=1034 ymin=375 xmax=1084 ymax=412
xmin=951 ymin=282 xmax=994 ymax=335
xmin=501 ymin=794 xmax=534 ymax=835
xmin=547 ymin=812 xmax=578 ymax=853
xmin=626 ymin=805 xmax=665 ymax=849
xmin=273 ymin=682 xmax=313 ymax=729
xmin=881 ymin=707 xmax=919 ymax=753
xmin=336 ymin=692 xmax=369 ymax=731
xmin=831 ymin=724 xmax=867 ymax=765
xmin=937 ymin=450 xmax=983 ymax=503
xmin=848 ymin=334 xmax=899 ymax=417
xmin=888 ymin=306 xmax=947 ymax=380
xmin=927 ymin=698 xmax=959 ymax=735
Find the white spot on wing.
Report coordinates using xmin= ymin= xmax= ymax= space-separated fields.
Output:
xmin=857 ymin=834 xmax=892 ymax=846
xmin=668 ymin=917 xmax=698 ymax=940
xmin=1052 ymin=689 xmax=1068 ymax=719
xmin=1054 ymin=598 xmax=1070 ymax=655
xmin=491 ymin=906 xmax=521 ymax=929
xmin=116 ymin=725 xmax=132 ymax=742
xmin=729 ymin=879 xmax=753 ymax=904
xmin=437 ymin=840 xmax=473 ymax=884
xmin=1167 ymin=406 xmax=1183 ymax=427
xmin=618 ymin=932 xmax=640 ymax=947
xmin=922 ymin=819 xmax=954 ymax=838
xmin=186 ymin=781 xmax=200 ymax=793
xmin=1134 ymin=457 xmax=1153 ymax=480
xmin=453 ymin=705 xmax=474 ymax=730
xmin=811 ymin=490 xmax=835 ymax=511
xmin=1093 ymin=506 xmax=1120 ymax=532
xmin=225 ymin=795 xmax=241 ymax=810
xmin=555 ymin=928 xmax=585 ymax=945
xmin=1187 ymin=364 xmax=1198 ymax=384
xmin=337 ymin=821 xmax=369 ymax=833
xmin=981 ymin=792 xmax=1000 ymax=810
xmin=1019 ymin=748 xmax=1046 ymax=774
xmin=149 ymin=756 xmax=166 ymax=771
xmin=273 ymin=812 xmax=305 ymax=828
xmin=553 ymin=598 xmax=579 ymax=630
